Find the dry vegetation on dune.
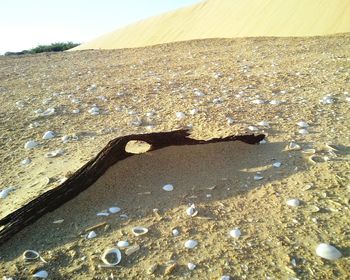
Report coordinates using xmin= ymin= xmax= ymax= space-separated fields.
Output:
xmin=0 ymin=35 xmax=350 ymax=279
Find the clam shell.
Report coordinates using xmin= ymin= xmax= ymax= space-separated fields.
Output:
xmin=23 ymin=250 xmax=40 ymax=261
xmin=172 ymin=228 xmax=180 ymax=237
xmin=257 ymin=121 xmax=269 ymax=127
xmin=254 ymin=175 xmax=264 ymax=181
xmin=21 ymin=158 xmax=31 ymax=165
xmin=117 ymin=241 xmax=129 ymax=248
xmin=186 ymin=204 xmax=198 ymax=217
xmin=184 ymin=240 xmax=198 ymax=249
xmin=187 ymin=263 xmax=196 ymax=270
xmin=221 ymin=276 xmax=231 ymax=280
xmin=287 ymin=141 xmax=301 ymax=151
xmin=272 ymin=162 xmax=281 ymax=168
xmin=0 ymin=188 xmax=13 ymax=199
xmin=298 ymin=128 xmax=309 ymax=135
xmin=162 ymin=184 xmax=174 ymax=192
xmin=316 ymin=243 xmax=342 ymax=260
xmin=132 ymin=226 xmax=148 ymax=236
xmin=302 ymin=148 xmax=316 ymax=154
xmin=32 ymin=270 xmax=48 ymax=278
xmin=109 ymin=207 xmax=121 ymax=214
xmin=24 ymin=140 xmax=38 ymax=149
xmin=101 ymin=248 xmax=122 ymax=266
xmin=176 ymin=112 xmax=185 ymax=120
xmin=248 ymin=126 xmax=258 ymax=131
xmin=42 ymin=131 xmax=55 ymax=140
xmin=229 ymin=228 xmax=241 ymax=238
xmin=87 ymin=231 xmax=97 ymax=239
xmin=297 ymin=121 xmax=309 ymax=128
xmin=286 ymin=198 xmax=300 ymax=207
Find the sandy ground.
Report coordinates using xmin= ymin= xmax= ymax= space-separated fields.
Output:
xmin=73 ymin=0 xmax=350 ymax=50
xmin=0 ymin=35 xmax=349 ymax=279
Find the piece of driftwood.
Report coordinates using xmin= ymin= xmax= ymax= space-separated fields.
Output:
xmin=0 ymin=129 xmax=264 ymax=245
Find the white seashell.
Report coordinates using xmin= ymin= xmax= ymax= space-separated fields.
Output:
xmin=186 ymin=204 xmax=198 ymax=217
xmin=321 ymin=96 xmax=334 ymax=104
xmin=176 ymin=112 xmax=185 ymax=120
xmin=29 ymin=122 xmax=40 ymax=128
xmin=194 ymin=90 xmax=205 ymax=97
xmin=162 ymin=184 xmax=174 ymax=192
xmin=257 ymin=121 xmax=269 ymax=127
xmin=41 ymin=108 xmax=55 ymax=116
xmin=189 ymin=108 xmax=198 ymax=115
xmin=259 ymin=139 xmax=267 ymax=144
xmin=184 ymin=240 xmax=198 ymax=249
xmin=252 ymin=99 xmax=264 ymax=105
xmin=88 ymin=106 xmax=100 ymax=115
xmin=273 ymin=162 xmax=282 ymax=168
xmin=270 ymin=100 xmax=280 ymax=105
xmin=172 ymin=228 xmax=180 ymax=237
xmin=52 ymin=219 xmax=64 ymax=224
xmin=87 ymin=231 xmax=97 ymax=239
xmin=0 ymin=187 xmax=14 ymax=199
xmin=286 ymin=199 xmax=300 ymax=207
xmin=220 ymin=276 xmax=231 ymax=280
xmin=109 ymin=207 xmax=121 ymax=214
xmin=61 ymin=135 xmax=70 ymax=143
xmin=125 ymin=244 xmax=140 ymax=256
xmin=229 ymin=228 xmax=241 ymax=238
xmin=254 ymin=175 xmax=264 ymax=181
xmin=316 ymin=243 xmax=342 ymax=260
xmin=23 ymin=250 xmax=40 ymax=261
xmin=226 ymin=117 xmax=234 ymax=124
xmin=302 ymin=148 xmax=316 ymax=154
xmin=212 ymin=97 xmax=223 ymax=104
xmin=187 ymin=263 xmax=196 ymax=270
xmin=117 ymin=241 xmax=129 ymax=248
xmin=100 ymin=248 xmax=122 ymax=267
xmin=132 ymin=227 xmax=148 ymax=236
xmin=45 ymin=149 xmax=64 ymax=158
xmin=299 ymin=129 xmax=309 ymax=135
xmin=25 ymin=140 xmax=38 ymax=149
xmin=42 ymin=131 xmax=55 ymax=140
xmin=32 ymin=270 xmax=48 ymax=278
xmin=287 ymin=141 xmax=301 ymax=151
xmin=297 ymin=121 xmax=309 ymax=128
xmin=72 ymin=109 xmax=80 ymax=114
xmin=248 ymin=126 xmax=258 ymax=131
xmin=21 ymin=158 xmax=31 ymax=165
xmin=96 ymin=212 xmax=109 ymax=217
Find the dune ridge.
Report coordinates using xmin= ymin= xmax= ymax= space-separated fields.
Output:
xmin=73 ymin=0 xmax=350 ymax=51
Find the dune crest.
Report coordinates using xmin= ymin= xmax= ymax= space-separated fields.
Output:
xmin=73 ymin=0 xmax=350 ymax=50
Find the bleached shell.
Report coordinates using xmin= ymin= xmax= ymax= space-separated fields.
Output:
xmin=72 ymin=109 xmax=80 ymax=114
xmin=42 ymin=131 xmax=55 ymax=140
xmin=184 ymin=240 xmax=198 ymax=249
xmin=272 ymin=162 xmax=282 ymax=168
xmin=248 ymin=126 xmax=258 ymax=131
xmin=61 ymin=135 xmax=70 ymax=142
xmin=0 ymin=188 xmax=14 ymax=199
xmin=109 ymin=207 xmax=121 ymax=214
xmin=32 ymin=270 xmax=48 ymax=279
xmin=162 ymin=184 xmax=174 ymax=191
xmin=286 ymin=198 xmax=300 ymax=207
xmin=252 ymin=99 xmax=264 ymax=105
xmin=22 ymin=250 xmax=40 ymax=261
xmin=226 ymin=117 xmax=234 ymax=124
xmin=41 ymin=108 xmax=55 ymax=116
xmin=101 ymin=248 xmax=122 ymax=266
xmin=257 ymin=121 xmax=269 ymax=127
xmin=87 ymin=231 xmax=97 ymax=239
xmin=229 ymin=228 xmax=241 ymax=238
xmin=117 ymin=241 xmax=129 ymax=248
xmin=172 ymin=228 xmax=180 ymax=236
xmin=299 ymin=129 xmax=309 ymax=135
xmin=187 ymin=263 xmax=196 ymax=270
xmin=287 ymin=141 xmax=301 ymax=151
xmin=176 ymin=112 xmax=185 ymax=120
xmin=220 ymin=276 xmax=231 ymax=280
xmin=21 ymin=158 xmax=31 ymax=165
xmin=259 ymin=139 xmax=267 ymax=144
xmin=96 ymin=212 xmax=109 ymax=217
xmin=45 ymin=149 xmax=64 ymax=158
xmin=24 ymin=140 xmax=38 ymax=149
xmin=269 ymin=100 xmax=280 ymax=105
xmin=189 ymin=108 xmax=198 ymax=115
xmin=132 ymin=226 xmax=148 ymax=236
xmin=186 ymin=204 xmax=198 ymax=217
xmin=297 ymin=121 xmax=309 ymax=128
xmin=316 ymin=243 xmax=342 ymax=260
xmin=254 ymin=175 xmax=264 ymax=181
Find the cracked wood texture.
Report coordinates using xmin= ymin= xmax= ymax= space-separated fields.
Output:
xmin=0 ymin=129 xmax=264 ymax=245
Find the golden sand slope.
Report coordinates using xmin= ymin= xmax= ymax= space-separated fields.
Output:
xmin=73 ymin=0 xmax=350 ymax=51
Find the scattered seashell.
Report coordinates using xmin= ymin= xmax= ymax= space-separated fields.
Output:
xmin=87 ymin=231 xmax=97 ymax=239
xmin=162 ymin=184 xmax=174 ymax=192
xmin=42 ymin=131 xmax=55 ymax=140
xmin=194 ymin=90 xmax=205 ymax=97
xmin=25 ymin=140 xmax=38 ymax=149
xmin=316 ymin=243 xmax=342 ymax=260
xmin=125 ymin=244 xmax=140 ymax=256
xmin=0 ymin=187 xmax=14 ymax=199
xmin=72 ymin=109 xmax=80 ymax=114
xmin=88 ymin=106 xmax=100 ymax=115
xmin=96 ymin=212 xmax=109 ymax=217
xmin=23 ymin=250 xmax=40 ymax=261
xmin=117 ymin=241 xmax=129 ymax=249
xmin=320 ymin=96 xmax=334 ymax=104
xmin=45 ymin=149 xmax=64 ymax=158
xmin=100 ymin=248 xmax=122 ymax=267
xmin=132 ymin=226 xmax=148 ymax=236
xmin=186 ymin=204 xmax=198 ymax=217
xmin=229 ymin=228 xmax=241 ymax=238
xmin=184 ymin=240 xmax=198 ymax=249
xmin=52 ymin=219 xmax=64 ymax=224
xmin=257 ymin=121 xmax=269 ymax=127
xmin=299 ymin=129 xmax=309 ymax=135
xmin=226 ymin=117 xmax=234 ymax=124
xmin=297 ymin=121 xmax=309 ymax=128
xmin=302 ymin=148 xmax=316 ymax=154
xmin=176 ymin=112 xmax=185 ymax=120
xmin=272 ymin=162 xmax=282 ymax=168
xmin=254 ymin=174 xmax=264 ymax=181
xmin=269 ymin=100 xmax=280 ymax=105
xmin=109 ymin=207 xmax=121 ymax=214
xmin=41 ymin=108 xmax=55 ymax=116
xmin=187 ymin=263 xmax=196 ymax=270
xmin=252 ymin=99 xmax=264 ymax=105
xmin=172 ymin=228 xmax=180 ymax=237
xmin=259 ymin=139 xmax=267 ymax=144
xmin=220 ymin=276 xmax=231 ymax=280
xmin=32 ymin=270 xmax=48 ymax=279
xmin=286 ymin=199 xmax=300 ymax=207
xmin=287 ymin=141 xmax=301 ymax=151
xmin=248 ymin=126 xmax=258 ymax=131
xmin=61 ymin=135 xmax=70 ymax=143
xmin=21 ymin=158 xmax=31 ymax=165
xmin=189 ymin=108 xmax=198 ymax=115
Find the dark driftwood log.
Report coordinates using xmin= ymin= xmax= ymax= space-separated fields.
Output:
xmin=0 ymin=129 xmax=264 ymax=245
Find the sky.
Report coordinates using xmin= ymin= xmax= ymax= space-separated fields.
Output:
xmin=0 ymin=0 xmax=200 ymax=54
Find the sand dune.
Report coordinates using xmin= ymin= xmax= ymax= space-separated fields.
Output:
xmin=73 ymin=0 xmax=350 ymax=51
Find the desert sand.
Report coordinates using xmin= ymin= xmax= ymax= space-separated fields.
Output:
xmin=0 ymin=34 xmax=349 ymax=279
xmin=73 ymin=0 xmax=350 ymax=51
